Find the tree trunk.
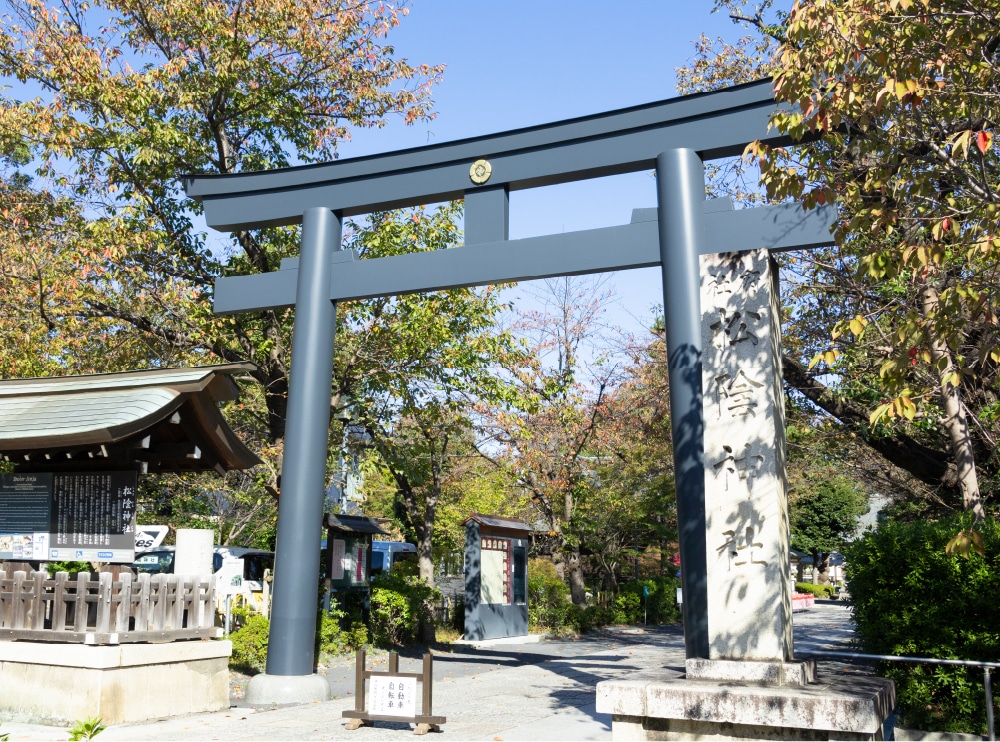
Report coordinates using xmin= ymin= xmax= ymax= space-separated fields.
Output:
xmin=597 ymin=555 xmax=619 ymax=593
xmin=550 ymin=528 xmax=567 ymax=581
xmin=417 ymin=530 xmax=435 ymax=589
xmin=920 ymin=284 xmax=986 ymax=518
xmin=567 ymin=545 xmax=587 ymax=607
xmin=415 ymin=506 xmax=437 ymax=644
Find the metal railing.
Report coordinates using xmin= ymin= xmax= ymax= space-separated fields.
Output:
xmin=798 ymin=649 xmax=999 ymax=740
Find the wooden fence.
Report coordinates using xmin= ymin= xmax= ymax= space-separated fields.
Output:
xmin=0 ymin=570 xmax=221 ymax=645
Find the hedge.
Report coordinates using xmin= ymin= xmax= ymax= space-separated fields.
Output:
xmin=794 ymin=581 xmax=835 ymax=599
xmin=844 ymin=516 xmax=1000 ymax=735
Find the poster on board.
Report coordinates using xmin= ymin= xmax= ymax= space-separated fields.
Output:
xmin=0 ymin=471 xmax=138 ymax=563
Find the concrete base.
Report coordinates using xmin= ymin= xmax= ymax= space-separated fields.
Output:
xmin=451 ymin=632 xmax=546 ymax=648
xmin=244 ymin=672 xmax=330 ymax=705
xmin=596 ymin=665 xmax=895 ymax=741
xmin=0 ymin=639 xmax=232 ymax=725
xmin=686 ymin=658 xmax=817 ymax=686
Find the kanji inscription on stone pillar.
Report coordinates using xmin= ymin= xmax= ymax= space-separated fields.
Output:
xmin=700 ymin=249 xmax=793 ymax=661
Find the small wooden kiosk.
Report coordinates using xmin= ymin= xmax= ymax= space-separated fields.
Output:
xmin=461 ymin=514 xmax=531 ymax=641
xmin=322 ymin=513 xmax=385 ymax=603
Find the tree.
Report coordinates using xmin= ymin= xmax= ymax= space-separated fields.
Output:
xmin=677 ymin=1 xmax=1000 ymax=519
xmin=0 ymin=0 xmax=456 ymax=531
xmin=581 ymin=320 xmax=677 ymax=589
xmin=0 ymin=0 xmax=442 ymax=409
xmin=431 ymin=444 xmax=527 ymax=573
xmin=478 ymin=276 xmax=620 ymax=606
xmin=789 ymin=473 xmax=868 ymax=581
xmin=741 ymin=0 xmax=1000 ymax=518
xmin=329 ymin=205 xmax=519 ymax=605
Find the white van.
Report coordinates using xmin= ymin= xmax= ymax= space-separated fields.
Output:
xmin=131 ymin=545 xmax=274 ymax=611
xmin=370 ymin=541 xmax=417 ymax=575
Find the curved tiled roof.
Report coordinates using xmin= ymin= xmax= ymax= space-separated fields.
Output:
xmin=0 ymin=364 xmax=262 ymax=474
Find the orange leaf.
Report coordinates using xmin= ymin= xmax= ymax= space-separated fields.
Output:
xmin=977 ymin=131 xmax=993 ymax=154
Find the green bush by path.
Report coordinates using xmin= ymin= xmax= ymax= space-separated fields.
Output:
xmin=527 ymin=558 xmax=570 ymax=631
xmin=612 ymin=577 xmax=681 ymax=625
xmin=845 ymin=516 xmax=1000 ymax=735
xmin=229 ymin=594 xmax=371 ymax=673
xmin=315 ymin=600 xmax=368 ymax=658
xmin=229 ymin=613 xmax=270 ymax=674
xmin=527 ymin=558 xmax=680 ymax=633
xmin=369 ymin=571 xmax=438 ymax=646
xmin=795 ymin=581 xmax=835 ymax=599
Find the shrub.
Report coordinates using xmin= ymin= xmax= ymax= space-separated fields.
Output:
xmin=845 ymin=516 xmax=1000 ymax=735
xmin=43 ymin=561 xmax=91 ymax=575
xmin=612 ymin=591 xmax=641 ymax=624
xmin=613 ymin=577 xmax=681 ymax=625
xmin=229 ymin=613 xmax=270 ymax=674
xmin=315 ymin=600 xmax=368 ymax=658
xmin=370 ymin=572 xmax=437 ymax=646
xmin=230 ymin=596 xmax=370 ymax=674
xmin=794 ymin=581 xmax=835 ymax=599
xmin=563 ymin=603 xmax=591 ymax=634
xmin=527 ymin=558 xmax=569 ymax=631
xmin=646 ymin=577 xmax=682 ymax=624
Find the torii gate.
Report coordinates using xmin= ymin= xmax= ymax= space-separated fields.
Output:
xmin=183 ymin=78 xmax=836 ymax=703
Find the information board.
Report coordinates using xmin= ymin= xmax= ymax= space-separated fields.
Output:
xmin=328 ymin=537 xmax=369 ymax=589
xmin=331 ymin=538 xmax=345 ymax=580
xmin=0 ymin=471 xmax=138 ymax=563
xmin=368 ymin=676 xmax=416 ymax=717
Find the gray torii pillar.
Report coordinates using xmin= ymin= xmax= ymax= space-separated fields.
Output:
xmin=597 ymin=149 xmax=893 ymax=740
xmin=245 ymin=207 xmax=341 ymax=703
xmin=656 ymin=149 xmax=710 ymax=659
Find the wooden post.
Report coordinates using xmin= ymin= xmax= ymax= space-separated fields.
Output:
xmin=73 ymin=573 xmax=90 ymax=632
xmin=344 ymin=648 xmax=370 ymax=730
xmin=52 ymin=572 xmax=68 ymax=631
xmin=12 ymin=571 xmax=26 ymax=629
xmin=115 ymin=572 xmax=133 ymax=633
xmin=414 ymin=653 xmax=440 ymax=735
xmin=0 ymin=570 xmax=9 ymax=628
xmin=422 ymin=653 xmax=433 ymax=718
xmin=136 ymin=573 xmax=151 ymax=630
xmin=96 ymin=572 xmax=112 ymax=634
xmin=30 ymin=571 xmax=46 ymax=630
xmin=152 ymin=574 xmax=167 ymax=630
xmin=201 ymin=577 xmax=213 ymax=628
xmin=356 ymin=648 xmax=367 ymax=712
xmin=171 ymin=576 xmax=186 ymax=629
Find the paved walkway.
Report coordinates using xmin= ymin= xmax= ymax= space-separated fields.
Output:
xmin=2 ymin=603 xmax=857 ymax=742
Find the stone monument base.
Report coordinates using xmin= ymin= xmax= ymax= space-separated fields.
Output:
xmin=0 ymin=639 xmax=232 ymax=725
xmin=596 ymin=659 xmax=895 ymax=741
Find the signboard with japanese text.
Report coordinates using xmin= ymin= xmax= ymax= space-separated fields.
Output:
xmin=331 ymin=538 xmax=345 ymax=580
xmin=0 ymin=471 xmax=138 ymax=563
xmin=328 ymin=537 xmax=368 ymax=589
xmin=368 ymin=676 xmax=416 ymax=717
xmin=352 ymin=543 xmax=366 ymax=584
xmin=480 ymin=536 xmax=511 ymax=605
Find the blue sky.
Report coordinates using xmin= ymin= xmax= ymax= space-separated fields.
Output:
xmin=333 ymin=1 xmax=748 ymax=334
